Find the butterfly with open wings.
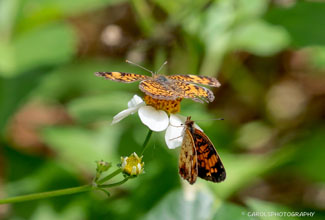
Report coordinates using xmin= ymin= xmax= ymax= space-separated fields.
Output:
xmin=95 ymin=69 xmax=220 ymax=103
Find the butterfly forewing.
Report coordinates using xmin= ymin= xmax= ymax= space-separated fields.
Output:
xmin=192 ymin=128 xmax=226 ymax=182
xmin=167 ymin=75 xmax=221 ymax=87
xmin=172 ymin=81 xmax=215 ymax=103
xmin=95 ymin=72 xmax=149 ymax=83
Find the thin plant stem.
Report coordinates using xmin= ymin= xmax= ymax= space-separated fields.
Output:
xmin=140 ymin=129 xmax=153 ymax=155
xmin=0 ymin=185 xmax=92 ymax=205
xmin=97 ymin=168 xmax=122 ymax=185
xmin=99 ymin=177 xmax=130 ymax=188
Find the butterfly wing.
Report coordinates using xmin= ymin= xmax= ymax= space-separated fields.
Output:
xmin=192 ymin=128 xmax=226 ymax=182
xmin=139 ymin=79 xmax=178 ymax=100
xmin=179 ymin=128 xmax=198 ymax=184
xmin=95 ymin=72 xmax=149 ymax=83
xmin=167 ymin=75 xmax=221 ymax=87
xmin=171 ymin=81 xmax=215 ymax=103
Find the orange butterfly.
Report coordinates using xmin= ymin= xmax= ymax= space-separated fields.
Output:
xmin=95 ymin=68 xmax=220 ymax=103
xmin=179 ymin=117 xmax=226 ymax=184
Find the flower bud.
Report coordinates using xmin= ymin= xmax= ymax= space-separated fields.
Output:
xmin=121 ymin=152 xmax=144 ymax=176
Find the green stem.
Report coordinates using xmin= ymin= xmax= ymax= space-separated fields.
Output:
xmin=97 ymin=168 xmax=122 ymax=185
xmin=140 ymin=129 xmax=153 ymax=155
xmin=99 ymin=177 xmax=130 ymax=188
xmin=0 ymin=185 xmax=92 ymax=205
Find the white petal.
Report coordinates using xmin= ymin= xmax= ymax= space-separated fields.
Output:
xmin=128 ymin=95 xmax=144 ymax=108
xmin=193 ymin=122 xmax=203 ymax=132
xmin=138 ymin=106 xmax=169 ymax=132
xmin=170 ymin=114 xmax=186 ymax=126
xmin=165 ymin=114 xmax=185 ymax=149
xmin=165 ymin=114 xmax=203 ymax=149
xmin=131 ymin=166 xmax=137 ymax=175
xmin=111 ymin=106 xmax=139 ymax=124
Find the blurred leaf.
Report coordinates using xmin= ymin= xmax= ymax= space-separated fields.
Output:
xmin=41 ymin=125 xmax=120 ymax=172
xmin=236 ymin=121 xmax=273 ymax=150
xmin=67 ymin=92 xmax=134 ymax=124
xmin=309 ymin=46 xmax=325 ymax=70
xmin=0 ymin=69 xmax=46 ymax=133
xmin=0 ymin=0 xmax=17 ymax=37
xmin=0 ymin=0 xmax=17 ymax=73
xmin=16 ymin=0 xmax=125 ymax=32
xmin=144 ymin=188 xmax=214 ymax=220
xmin=235 ymin=0 xmax=268 ymax=19
xmin=212 ymin=147 xmax=296 ymax=199
xmin=13 ymin=22 xmax=76 ymax=76
xmin=32 ymin=59 xmax=141 ymax=102
xmin=31 ymin=201 xmax=86 ymax=220
xmin=212 ymin=202 xmax=254 ymax=220
xmin=0 ymin=41 xmax=15 ymax=74
xmin=0 ymin=22 xmax=76 ymax=77
xmin=246 ymin=198 xmax=297 ymax=220
xmin=291 ymin=128 xmax=325 ymax=182
xmin=232 ymin=20 xmax=290 ymax=56
xmin=5 ymin=160 xmax=80 ymax=196
xmin=265 ymin=1 xmax=325 ymax=47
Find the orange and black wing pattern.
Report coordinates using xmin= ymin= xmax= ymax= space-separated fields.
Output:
xmin=95 ymin=72 xmax=149 ymax=83
xmin=183 ymin=117 xmax=226 ymax=183
xmin=167 ymin=75 xmax=221 ymax=87
xmin=95 ymin=71 xmax=219 ymax=103
xmin=172 ymin=81 xmax=215 ymax=103
xmin=178 ymin=127 xmax=198 ymax=184
xmin=139 ymin=79 xmax=179 ymax=100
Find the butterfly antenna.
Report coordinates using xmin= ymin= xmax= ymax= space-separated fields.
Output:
xmin=195 ymin=118 xmax=224 ymax=122
xmin=126 ymin=60 xmax=154 ymax=76
xmin=156 ymin=61 xmax=168 ymax=74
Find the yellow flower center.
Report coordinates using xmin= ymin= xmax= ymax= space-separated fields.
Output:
xmin=144 ymin=95 xmax=182 ymax=114
xmin=121 ymin=153 xmax=144 ymax=176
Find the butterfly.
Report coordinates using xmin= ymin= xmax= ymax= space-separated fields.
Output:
xmin=179 ymin=116 xmax=226 ymax=184
xmin=95 ymin=68 xmax=220 ymax=103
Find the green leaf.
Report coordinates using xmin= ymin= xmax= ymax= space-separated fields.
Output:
xmin=31 ymin=201 xmax=86 ymax=220
xmin=246 ymin=198 xmax=298 ymax=220
xmin=309 ymin=46 xmax=325 ymax=70
xmin=31 ymin=59 xmax=140 ymax=101
xmin=16 ymin=0 xmax=125 ymax=31
xmin=236 ymin=0 xmax=268 ymax=19
xmin=232 ymin=20 xmax=290 ymax=56
xmin=144 ymin=188 xmax=214 ymax=220
xmin=211 ymin=147 xmax=296 ymax=199
xmin=11 ymin=22 xmax=76 ymax=77
xmin=67 ymin=92 xmax=134 ymax=124
xmin=41 ymin=125 xmax=120 ymax=172
xmin=212 ymin=202 xmax=254 ymax=220
xmin=265 ymin=1 xmax=325 ymax=47
xmin=291 ymin=128 xmax=325 ymax=182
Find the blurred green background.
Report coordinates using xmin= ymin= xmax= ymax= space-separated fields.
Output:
xmin=1 ymin=0 xmax=325 ymax=219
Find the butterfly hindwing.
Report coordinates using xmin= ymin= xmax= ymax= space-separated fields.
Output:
xmin=179 ymin=128 xmax=198 ymax=184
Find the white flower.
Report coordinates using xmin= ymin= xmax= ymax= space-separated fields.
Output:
xmin=112 ymin=95 xmax=202 ymax=149
xmin=112 ymin=94 xmax=168 ymax=132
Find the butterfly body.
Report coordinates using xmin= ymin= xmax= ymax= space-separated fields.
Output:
xmin=95 ymin=71 xmax=220 ymax=103
xmin=179 ymin=117 xmax=226 ymax=184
